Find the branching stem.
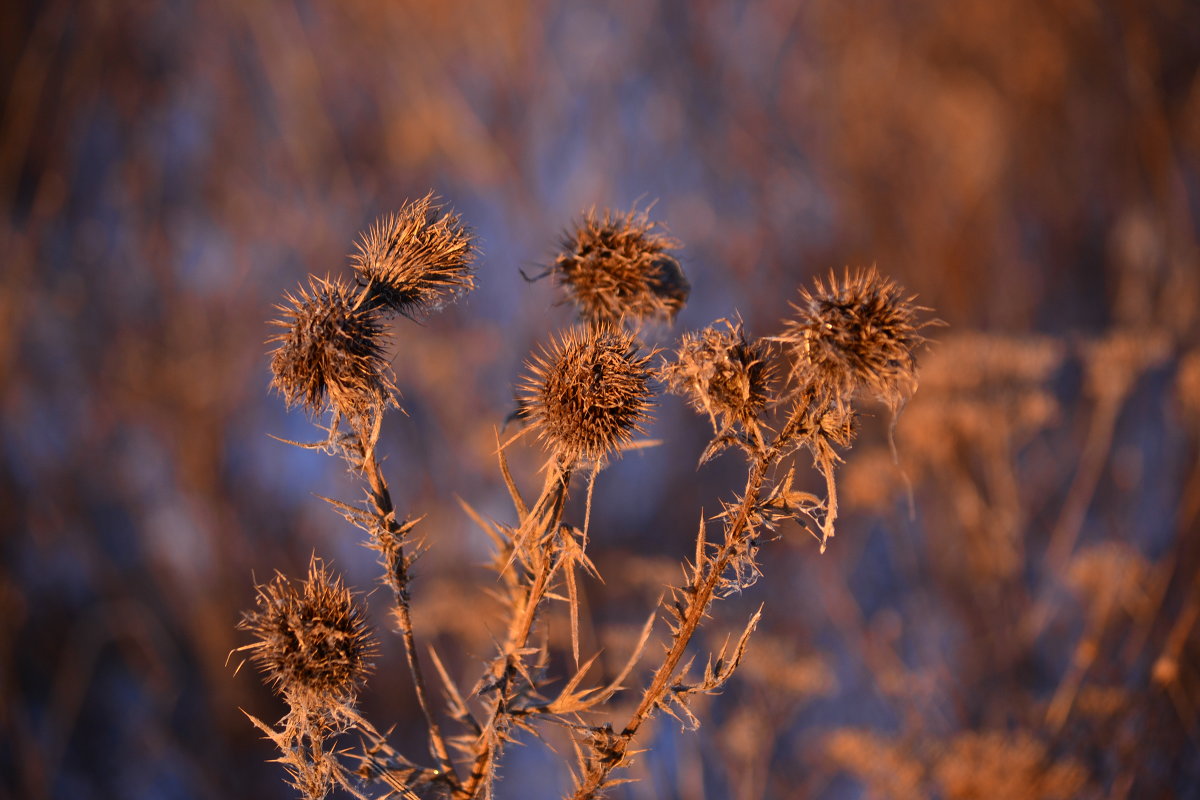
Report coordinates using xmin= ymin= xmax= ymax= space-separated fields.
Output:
xmin=570 ymin=408 xmax=807 ymax=798
xmin=459 ymin=464 xmax=573 ymax=799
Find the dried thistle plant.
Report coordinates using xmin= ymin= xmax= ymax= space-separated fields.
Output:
xmin=269 ymin=275 xmax=395 ymax=425
xmin=236 ymin=557 xmax=381 ymax=800
xmin=239 ymin=557 xmax=378 ymax=709
xmin=662 ymin=317 xmax=776 ymax=458
xmin=551 ymin=206 xmax=689 ymax=328
xmin=351 ymin=193 xmax=477 ymax=319
xmin=778 ymin=266 xmax=928 ymax=411
xmin=240 ymin=197 xmax=934 ymax=800
xmin=519 ymin=325 xmax=655 ymax=467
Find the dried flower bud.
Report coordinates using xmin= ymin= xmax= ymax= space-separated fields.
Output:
xmin=520 ymin=326 xmax=655 ymax=465
xmin=780 ymin=268 xmax=928 ymax=409
xmin=239 ymin=558 xmax=377 ymax=705
xmin=351 ymin=193 xmax=476 ymax=318
xmin=269 ymin=276 xmax=393 ymax=421
xmin=783 ymin=388 xmax=857 ymax=468
xmin=663 ymin=319 xmax=775 ymax=439
xmin=553 ymin=207 xmax=688 ymax=327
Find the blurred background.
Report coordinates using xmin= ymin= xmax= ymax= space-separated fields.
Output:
xmin=2 ymin=1 xmax=1199 ymax=798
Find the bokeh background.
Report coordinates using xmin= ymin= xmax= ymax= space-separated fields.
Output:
xmin=2 ymin=1 xmax=1199 ymax=798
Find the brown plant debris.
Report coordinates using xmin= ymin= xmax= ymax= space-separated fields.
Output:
xmin=552 ymin=206 xmax=689 ymax=327
xmin=1178 ymin=348 xmax=1200 ymax=422
xmin=826 ymin=729 xmax=925 ymax=800
xmin=1066 ymin=541 xmax=1150 ymax=622
xmin=932 ymin=730 xmax=1088 ymax=800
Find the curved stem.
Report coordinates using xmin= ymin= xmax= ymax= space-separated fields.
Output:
xmin=362 ymin=451 xmax=459 ymax=788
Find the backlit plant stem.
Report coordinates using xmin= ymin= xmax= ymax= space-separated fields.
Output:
xmin=459 ymin=464 xmax=573 ymax=799
xmin=362 ymin=448 xmax=459 ymax=788
xmin=571 ymin=407 xmax=806 ymax=799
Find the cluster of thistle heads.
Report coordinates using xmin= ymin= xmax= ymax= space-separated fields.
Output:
xmin=258 ymin=194 xmax=929 ymax=699
xmin=272 ymin=196 xmax=925 ymax=464
xmin=268 ymin=193 xmax=478 ymax=429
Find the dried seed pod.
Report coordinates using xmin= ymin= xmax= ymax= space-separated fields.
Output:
xmin=520 ymin=326 xmax=655 ymax=465
xmin=663 ymin=318 xmax=775 ymax=442
xmin=268 ymin=275 xmax=394 ymax=421
xmin=794 ymin=392 xmax=857 ymax=466
xmin=553 ymin=207 xmax=688 ymax=327
xmin=780 ymin=267 xmax=928 ymax=409
xmin=351 ymin=193 xmax=476 ymax=318
xmin=239 ymin=558 xmax=377 ymax=705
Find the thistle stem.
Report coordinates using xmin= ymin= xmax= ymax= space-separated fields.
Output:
xmin=459 ymin=464 xmax=573 ymax=799
xmin=362 ymin=451 xmax=459 ymax=788
xmin=570 ymin=408 xmax=806 ymax=799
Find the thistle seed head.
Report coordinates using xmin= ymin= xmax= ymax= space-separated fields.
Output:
xmin=351 ymin=193 xmax=476 ymax=318
xmin=795 ymin=392 xmax=857 ymax=466
xmin=553 ymin=207 xmax=689 ymax=328
xmin=520 ymin=326 xmax=655 ymax=466
xmin=663 ymin=319 xmax=775 ymax=436
xmin=268 ymin=275 xmax=394 ymax=421
xmin=780 ymin=267 xmax=928 ymax=409
xmin=239 ymin=558 xmax=377 ymax=705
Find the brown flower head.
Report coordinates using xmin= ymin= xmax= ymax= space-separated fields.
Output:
xmin=553 ymin=207 xmax=688 ymax=327
xmin=663 ymin=319 xmax=776 ymax=437
xmin=350 ymin=193 xmax=476 ymax=318
xmin=520 ymin=326 xmax=655 ymax=465
xmin=793 ymin=390 xmax=857 ymax=466
xmin=239 ymin=558 xmax=377 ymax=705
xmin=780 ymin=267 xmax=928 ymax=409
xmin=268 ymin=275 xmax=393 ymax=420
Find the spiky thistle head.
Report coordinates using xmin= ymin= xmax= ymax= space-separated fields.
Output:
xmin=268 ymin=275 xmax=394 ymax=421
xmin=520 ymin=326 xmax=655 ymax=466
xmin=791 ymin=388 xmax=858 ymax=466
xmin=663 ymin=318 xmax=776 ymax=438
xmin=350 ymin=193 xmax=477 ymax=318
xmin=553 ymin=207 xmax=689 ymax=328
xmin=780 ymin=267 xmax=928 ymax=410
xmin=238 ymin=558 xmax=377 ymax=707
